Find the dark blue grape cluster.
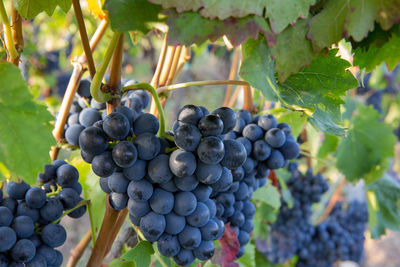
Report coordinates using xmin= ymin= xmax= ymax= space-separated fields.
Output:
xmin=261 ymin=166 xmax=329 ymax=264
xmin=261 ymin=165 xmax=367 ymax=267
xmin=216 ymin=109 xmax=301 ymax=258
xmin=63 ymin=79 xmax=150 ymax=147
xmin=0 ymin=161 xmax=85 ymax=266
xmin=296 ymin=201 xmax=368 ymax=267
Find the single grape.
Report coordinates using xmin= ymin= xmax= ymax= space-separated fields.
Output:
xmin=16 ymin=201 xmax=40 ymax=222
xmin=11 ymin=239 xmax=36 ymax=263
xmin=159 ymin=179 xmax=178 ymax=193
xmin=258 ymin=114 xmax=277 ymax=131
xmin=41 ymin=224 xmax=67 ymax=247
xmin=231 ymin=167 xmax=245 ymax=182
xmin=91 ymin=98 xmax=106 ymax=110
xmin=212 ymin=107 xmax=236 ymax=134
xmin=133 ymin=133 xmax=161 ymax=160
xmin=265 ymin=128 xmax=286 ymax=148
xmin=195 ymin=161 xmax=222 ymax=184
xmin=177 ymin=105 xmax=203 ymax=125
xmin=0 ymin=227 xmax=16 ymax=252
xmin=81 ymin=150 xmax=95 ymax=163
xmin=11 ymin=216 xmax=34 ymax=239
xmin=140 ymin=212 xmax=166 ymax=242
xmin=165 ymin=212 xmax=186 ymax=235
xmin=40 ymin=197 xmax=63 ymax=222
xmin=193 ymin=240 xmax=215 ymax=260
xmin=242 ymin=124 xmax=264 ymax=142
xmin=77 ymin=79 xmax=91 ymax=97
xmin=186 ymin=202 xmax=210 ymax=227
xmin=279 ymin=140 xmax=300 ymax=160
xmin=173 ymin=175 xmax=198 ymax=191
xmin=0 ymin=207 xmax=13 ymax=227
xmin=174 ymin=124 xmax=201 ymax=151
xmin=233 ymin=118 xmax=246 ymax=134
xmin=123 ymin=159 xmax=146 ymax=181
xmin=65 ymin=124 xmax=85 ymax=146
xmin=58 ymin=188 xmax=80 ymax=210
xmin=91 ymin=151 xmax=117 ymax=177
xmin=169 ymin=149 xmax=196 ymax=177
xmin=197 ymin=136 xmax=225 ymax=164
xmin=7 ymin=181 xmax=30 ymax=200
xmin=229 ymin=211 xmax=245 ymax=227
xmin=178 ymin=225 xmax=202 ymax=249
xmin=221 ymin=140 xmax=247 ymax=169
xmin=266 ymin=150 xmax=285 ymax=169
xmin=197 ymin=114 xmax=224 ymax=136
xmin=236 ymin=137 xmax=252 ymax=156
xmin=173 ymin=249 xmax=195 ymax=266
xmin=192 ymin=184 xmax=212 ymax=202
xmin=127 ymin=180 xmax=154 ymax=202
xmin=114 ymin=106 xmax=136 ymax=127
xmin=200 ymin=219 xmax=219 ymax=241
xmin=174 ymin=192 xmax=197 ymax=216
xmin=103 ymin=112 xmax=130 ymax=140
xmin=236 ymin=110 xmax=252 ymax=124
xmin=149 ymin=188 xmax=174 ymax=214
xmin=108 ymin=172 xmax=130 ymax=193
xmin=148 ymin=154 xmax=173 ymax=183
xmin=252 ymin=140 xmax=271 ymax=161
xmin=112 ymin=141 xmax=137 ymax=168
xmin=36 ymin=245 xmax=57 ymax=266
xmin=56 ymin=164 xmax=79 ymax=188
xmin=79 ymin=108 xmax=101 ymax=127
xmin=67 ymin=112 xmax=79 ymax=126
xmin=25 ymin=254 xmax=47 ymax=267
xmin=210 ymin=167 xmax=233 ymax=193
xmin=128 ymin=198 xmax=150 ymax=217
xmin=133 ymin=113 xmax=159 ymax=135
xmin=109 ymin=193 xmax=128 ymax=211
xmin=157 ymin=234 xmax=181 ymax=257
xmin=79 ymin=126 xmax=109 ymax=155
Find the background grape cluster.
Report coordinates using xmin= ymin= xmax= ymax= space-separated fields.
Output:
xmin=260 ymin=164 xmax=368 ymax=266
xmin=0 ymin=161 xmax=85 ymax=266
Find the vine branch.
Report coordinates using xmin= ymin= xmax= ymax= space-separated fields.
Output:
xmin=0 ymin=0 xmax=18 ymax=61
xmin=72 ymin=0 xmax=96 ymax=79
xmin=106 ymin=33 xmax=124 ymax=113
xmin=10 ymin=2 xmax=23 ymax=66
xmin=52 ymin=19 xmax=108 ymax=147
xmin=223 ymin=48 xmax=240 ymax=106
xmin=66 ymin=229 xmax=92 ymax=267
xmin=156 ymin=80 xmax=250 ymax=94
xmin=150 ymin=33 xmax=168 ymax=88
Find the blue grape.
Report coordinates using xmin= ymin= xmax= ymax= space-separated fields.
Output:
xmin=236 ymin=110 xmax=252 ymax=124
xmin=242 ymin=124 xmax=263 ymax=142
xmin=174 ymin=175 xmax=198 ymax=191
xmin=123 ymin=159 xmax=146 ymax=181
xmin=195 ymin=161 xmax=222 ymax=184
xmin=197 ymin=114 xmax=224 ymax=136
xmin=91 ymin=151 xmax=117 ymax=177
xmin=157 ymin=234 xmax=181 ymax=257
xmin=200 ymin=219 xmax=219 ymax=241
xmin=108 ymin=172 xmax=129 ymax=193
xmin=91 ymin=98 xmax=106 ymax=110
xmin=127 ymin=180 xmax=153 ymax=202
xmin=128 ymin=198 xmax=150 ymax=217
xmin=40 ymin=198 xmax=63 ymax=222
xmin=65 ymin=124 xmax=85 ymax=146
xmin=26 ymin=254 xmax=47 ymax=267
xmin=266 ymin=149 xmax=285 ymax=169
xmin=99 ymin=177 xmax=111 ymax=193
xmin=79 ymin=108 xmax=101 ymax=127
xmin=192 ymin=184 xmax=212 ymax=202
xmin=103 ymin=112 xmax=130 ymax=140
xmin=212 ymin=107 xmax=236 ymax=134
xmin=133 ymin=113 xmax=159 ymax=135
xmin=149 ymin=189 xmax=174 ymax=214
xmin=11 ymin=239 xmax=36 ymax=263
xmin=148 ymin=154 xmax=173 ymax=183
xmin=193 ymin=240 xmax=215 ymax=260
xmin=109 ymin=193 xmax=128 ymax=211
xmin=112 ymin=141 xmax=137 ymax=168
xmin=174 ymin=192 xmax=197 ymax=216
xmin=257 ymin=114 xmax=277 ymax=131
xmin=77 ymin=79 xmax=91 ymax=97
xmin=236 ymin=137 xmax=252 ymax=156
xmin=16 ymin=201 xmax=38 ymax=223
xmin=169 ymin=149 xmax=196 ymax=177
xmin=79 ymin=126 xmax=108 ymax=155
xmin=279 ymin=140 xmax=300 ymax=160
xmin=140 ymin=212 xmax=166 ymax=242
xmin=0 ymin=227 xmax=17 ymax=252
xmin=173 ymin=249 xmax=195 ymax=266
xmin=197 ymin=136 xmax=225 ymax=164
xmin=0 ymin=207 xmax=13 ymax=227
xmin=178 ymin=105 xmax=203 ymax=125
xmin=221 ymin=140 xmax=247 ymax=169
xmin=41 ymin=224 xmax=66 ymax=247
xmin=114 ymin=106 xmax=136 ymax=127
xmin=158 ymin=179 xmax=178 ymax=192
xmin=186 ymin=202 xmax=210 ymax=227
xmin=133 ymin=133 xmax=160 ymax=160
xmin=178 ymin=225 xmax=201 ymax=249
xmin=7 ymin=181 xmax=30 ymax=200
xmin=58 ymin=188 xmax=80 ymax=210
xmin=56 ymin=164 xmax=79 ymax=188
xmin=12 ymin=216 xmax=34 ymax=239
xmin=165 ymin=212 xmax=186 ymax=235
xmin=174 ymin=124 xmax=201 ymax=151
xmin=265 ymin=128 xmax=286 ymax=148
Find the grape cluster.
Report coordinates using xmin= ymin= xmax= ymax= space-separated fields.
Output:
xmin=215 ymin=109 xmax=301 ymax=258
xmin=261 ymin=165 xmax=368 ymax=267
xmin=262 ymin=166 xmax=329 ymax=264
xmin=0 ymin=161 xmax=85 ymax=266
xmin=63 ymin=79 xmax=150 ymax=147
xmin=296 ymin=201 xmax=368 ymax=267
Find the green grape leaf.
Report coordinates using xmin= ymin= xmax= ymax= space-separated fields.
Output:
xmin=317 ymin=134 xmax=339 ymax=159
xmin=14 ymin=0 xmax=72 ymax=19
xmin=239 ymin=36 xmax=278 ymax=101
xmin=252 ymin=181 xmax=280 ymax=209
xmin=165 ymin=10 xmax=275 ymax=47
xmin=151 ymin=0 xmax=315 ymax=33
xmin=109 ymin=259 xmax=134 ymax=267
xmin=367 ymin=174 xmax=400 ymax=238
xmin=0 ymin=63 xmax=55 ymax=184
xmin=336 ymin=106 xmax=396 ymax=183
xmin=354 ymin=27 xmax=400 ymax=72
xmin=149 ymin=0 xmax=267 ymax=20
xmin=74 ymin=159 xmax=105 ymax=233
xmin=121 ymin=241 xmax=154 ymax=267
xmin=278 ymin=49 xmax=359 ymax=135
xmin=238 ymin=242 xmax=255 ymax=267
xmin=308 ymin=0 xmax=379 ymax=51
xmin=271 ymin=19 xmax=316 ymax=82
xmin=104 ymin=0 xmax=163 ymax=33
xmin=266 ymin=0 xmax=316 ymax=33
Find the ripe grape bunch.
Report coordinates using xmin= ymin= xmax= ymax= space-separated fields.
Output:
xmin=0 ymin=161 xmax=86 ymax=266
xmin=63 ymin=78 xmax=150 ymax=147
xmin=214 ymin=109 xmax=301 ymax=258
xmin=262 ymin=165 xmax=329 ymax=264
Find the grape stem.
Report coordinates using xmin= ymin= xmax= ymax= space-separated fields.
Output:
xmin=0 ymin=0 xmax=18 ymax=60
xmin=90 ymin=32 xmax=122 ymax=103
xmin=51 ymin=200 xmax=91 ymax=224
xmin=72 ymin=0 xmax=96 ymax=79
xmin=156 ymin=80 xmax=250 ymax=95
xmin=66 ymin=230 xmax=92 ymax=267
xmin=122 ymin=83 xmax=172 ymax=141
xmin=10 ymin=2 xmax=23 ymax=66
xmin=46 ymin=186 xmax=62 ymax=197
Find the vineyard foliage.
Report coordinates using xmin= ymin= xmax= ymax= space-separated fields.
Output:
xmin=1 ymin=0 xmax=400 ymax=266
